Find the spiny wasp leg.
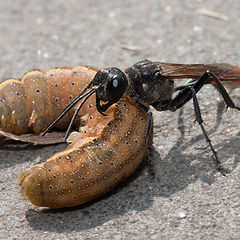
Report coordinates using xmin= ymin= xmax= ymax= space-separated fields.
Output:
xmin=176 ymin=71 xmax=240 ymax=110
xmin=206 ymin=71 xmax=240 ymax=111
xmin=189 ymin=86 xmax=229 ymax=176
xmin=170 ymin=71 xmax=240 ymax=175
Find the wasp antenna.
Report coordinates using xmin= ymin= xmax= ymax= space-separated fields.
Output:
xmin=62 ymin=78 xmax=94 ymax=112
xmin=41 ymin=87 xmax=97 ymax=137
xmin=64 ymin=87 xmax=97 ymax=140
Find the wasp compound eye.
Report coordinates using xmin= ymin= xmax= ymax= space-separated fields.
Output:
xmin=94 ymin=67 xmax=128 ymax=103
xmin=106 ymin=68 xmax=128 ymax=100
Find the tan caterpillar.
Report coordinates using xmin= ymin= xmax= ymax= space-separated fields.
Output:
xmin=18 ymin=94 xmax=148 ymax=208
xmin=0 ymin=66 xmax=149 ymax=208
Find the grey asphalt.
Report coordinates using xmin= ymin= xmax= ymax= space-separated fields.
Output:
xmin=0 ymin=0 xmax=240 ymax=239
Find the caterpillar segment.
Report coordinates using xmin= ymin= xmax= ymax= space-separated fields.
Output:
xmin=0 ymin=66 xmax=98 ymax=136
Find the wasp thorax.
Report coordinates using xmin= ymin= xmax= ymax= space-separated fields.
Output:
xmin=93 ymin=68 xmax=128 ymax=102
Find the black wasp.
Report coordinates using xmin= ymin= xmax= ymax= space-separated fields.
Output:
xmin=42 ymin=59 xmax=240 ymax=175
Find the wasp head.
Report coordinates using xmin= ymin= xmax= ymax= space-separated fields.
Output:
xmin=93 ymin=67 xmax=129 ymax=115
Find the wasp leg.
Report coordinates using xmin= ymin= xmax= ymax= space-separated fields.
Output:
xmin=170 ymin=71 xmax=240 ymax=111
xmin=167 ymin=71 xmax=240 ymax=175
xmin=133 ymin=101 xmax=153 ymax=149
xmin=189 ymin=86 xmax=229 ymax=175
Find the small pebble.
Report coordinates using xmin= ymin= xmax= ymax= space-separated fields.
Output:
xmin=177 ymin=210 xmax=186 ymax=219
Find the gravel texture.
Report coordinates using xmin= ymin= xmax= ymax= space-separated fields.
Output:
xmin=0 ymin=0 xmax=240 ymax=239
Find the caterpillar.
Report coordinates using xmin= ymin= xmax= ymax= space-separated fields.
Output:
xmin=0 ymin=66 xmax=149 ymax=208
xmin=18 ymin=93 xmax=149 ymax=208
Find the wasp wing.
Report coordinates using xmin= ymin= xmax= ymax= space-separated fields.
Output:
xmin=158 ymin=62 xmax=240 ymax=88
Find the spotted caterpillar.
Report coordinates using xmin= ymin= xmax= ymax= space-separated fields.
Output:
xmin=0 ymin=66 xmax=149 ymax=208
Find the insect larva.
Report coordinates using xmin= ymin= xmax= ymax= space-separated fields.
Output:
xmin=0 ymin=64 xmax=149 ymax=208
xmin=18 ymin=94 xmax=149 ymax=208
xmin=0 ymin=66 xmax=97 ymax=135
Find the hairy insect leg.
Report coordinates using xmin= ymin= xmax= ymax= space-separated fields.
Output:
xmin=146 ymin=109 xmax=153 ymax=149
xmin=189 ymin=86 xmax=228 ymax=175
xmin=207 ymin=72 xmax=240 ymax=110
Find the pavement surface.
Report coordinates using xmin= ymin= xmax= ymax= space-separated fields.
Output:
xmin=0 ymin=0 xmax=240 ymax=239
